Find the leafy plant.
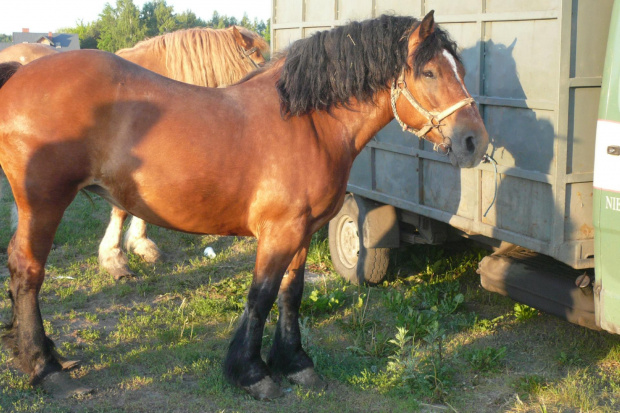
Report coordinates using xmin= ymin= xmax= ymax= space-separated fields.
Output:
xmin=307 ymin=227 xmax=333 ymax=272
xmin=77 ymin=326 xmax=101 ymax=342
xmin=302 ymin=286 xmax=347 ymax=315
xmin=463 ymin=346 xmax=506 ymax=372
xmin=513 ymin=303 xmax=539 ymax=322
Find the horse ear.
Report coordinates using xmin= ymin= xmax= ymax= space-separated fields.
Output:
xmin=407 ymin=11 xmax=435 ymax=68
xmin=232 ymin=26 xmax=249 ymax=48
xmin=419 ymin=10 xmax=436 ymax=40
xmin=409 ymin=10 xmax=436 ymax=47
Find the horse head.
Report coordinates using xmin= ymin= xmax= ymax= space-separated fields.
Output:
xmin=392 ymin=11 xmax=489 ymax=168
xmin=231 ymin=26 xmax=267 ymax=68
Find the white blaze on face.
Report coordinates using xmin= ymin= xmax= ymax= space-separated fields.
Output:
xmin=442 ymin=49 xmax=470 ymax=97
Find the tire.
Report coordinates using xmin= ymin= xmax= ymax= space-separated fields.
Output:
xmin=328 ymin=194 xmax=390 ymax=285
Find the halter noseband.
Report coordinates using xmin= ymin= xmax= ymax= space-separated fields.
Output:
xmin=240 ymin=46 xmax=261 ymax=69
xmin=390 ymin=70 xmax=475 ymax=154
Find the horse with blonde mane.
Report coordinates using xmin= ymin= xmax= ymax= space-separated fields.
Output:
xmin=102 ymin=25 xmax=267 ymax=280
xmin=116 ymin=25 xmax=267 ymax=86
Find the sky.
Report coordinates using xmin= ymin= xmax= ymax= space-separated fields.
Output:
xmin=0 ymin=0 xmax=272 ymax=35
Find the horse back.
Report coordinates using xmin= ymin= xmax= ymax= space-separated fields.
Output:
xmin=0 ymin=49 xmax=348 ymax=237
xmin=0 ymin=43 xmax=58 ymax=65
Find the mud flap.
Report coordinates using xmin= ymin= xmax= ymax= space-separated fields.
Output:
xmin=477 ymin=248 xmax=599 ymax=331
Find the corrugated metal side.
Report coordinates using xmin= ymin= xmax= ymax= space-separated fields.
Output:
xmin=271 ymin=0 xmax=613 ymax=269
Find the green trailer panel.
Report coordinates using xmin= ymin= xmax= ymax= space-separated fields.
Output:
xmin=594 ymin=0 xmax=620 ymax=334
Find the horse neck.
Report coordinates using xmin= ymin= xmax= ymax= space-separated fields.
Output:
xmin=321 ymin=91 xmax=394 ymax=157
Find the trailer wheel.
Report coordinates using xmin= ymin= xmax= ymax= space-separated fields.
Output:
xmin=328 ymin=194 xmax=390 ymax=285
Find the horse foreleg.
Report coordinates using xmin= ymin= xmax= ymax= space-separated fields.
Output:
xmin=124 ymin=216 xmax=161 ymax=264
xmin=98 ymin=206 xmax=133 ymax=280
xmin=224 ymin=223 xmax=307 ymax=400
xmin=267 ymin=238 xmax=327 ymax=390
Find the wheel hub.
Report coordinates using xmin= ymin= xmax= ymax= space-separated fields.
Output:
xmin=338 ymin=217 xmax=359 ymax=269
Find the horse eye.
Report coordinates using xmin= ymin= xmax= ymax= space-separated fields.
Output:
xmin=423 ymin=70 xmax=435 ymax=79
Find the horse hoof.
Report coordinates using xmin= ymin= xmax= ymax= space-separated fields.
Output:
xmin=41 ymin=371 xmax=93 ymax=399
xmin=127 ymin=238 xmax=161 ymax=263
xmin=108 ymin=267 xmax=134 ymax=281
xmin=99 ymin=257 xmax=134 ymax=280
xmin=243 ymin=376 xmax=285 ymax=401
xmin=287 ymin=368 xmax=327 ymax=391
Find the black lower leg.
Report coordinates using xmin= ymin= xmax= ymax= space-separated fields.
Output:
xmin=268 ymin=263 xmax=313 ymax=375
xmin=224 ymin=279 xmax=280 ymax=387
xmin=2 ymin=287 xmax=61 ymax=383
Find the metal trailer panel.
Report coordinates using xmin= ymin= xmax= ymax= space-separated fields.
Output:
xmin=272 ymin=0 xmax=614 ymax=269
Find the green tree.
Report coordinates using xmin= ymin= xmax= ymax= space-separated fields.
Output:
xmin=98 ymin=0 xmax=146 ymax=52
xmin=239 ymin=13 xmax=253 ymax=30
xmin=154 ymin=1 xmax=178 ymax=33
xmin=56 ymin=3 xmax=270 ymax=51
xmin=176 ymin=10 xmax=207 ymax=29
xmin=261 ymin=19 xmax=271 ymax=44
xmin=210 ymin=11 xmax=221 ymax=28
xmin=0 ymin=34 xmax=12 ymax=43
xmin=141 ymin=1 xmax=158 ymax=36
xmin=142 ymin=0 xmax=177 ymax=36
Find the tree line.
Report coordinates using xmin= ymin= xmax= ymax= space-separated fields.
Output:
xmin=8 ymin=0 xmax=270 ymax=52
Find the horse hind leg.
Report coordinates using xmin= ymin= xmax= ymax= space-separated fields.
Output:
xmin=267 ymin=239 xmax=327 ymax=391
xmin=98 ymin=206 xmax=133 ymax=280
xmin=2 ymin=191 xmax=91 ymax=396
xmin=123 ymin=216 xmax=161 ymax=264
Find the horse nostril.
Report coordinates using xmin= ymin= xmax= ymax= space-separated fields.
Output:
xmin=465 ymin=135 xmax=475 ymax=153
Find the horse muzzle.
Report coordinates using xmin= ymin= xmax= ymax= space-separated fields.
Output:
xmin=446 ymin=117 xmax=489 ymax=168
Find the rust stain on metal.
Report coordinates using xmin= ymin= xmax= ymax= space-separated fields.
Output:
xmin=580 ymin=224 xmax=594 ymax=238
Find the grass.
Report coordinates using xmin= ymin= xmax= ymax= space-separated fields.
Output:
xmin=1 ymin=176 xmax=620 ymax=412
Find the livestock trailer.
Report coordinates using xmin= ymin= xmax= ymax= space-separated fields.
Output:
xmin=271 ymin=0 xmax=620 ymax=334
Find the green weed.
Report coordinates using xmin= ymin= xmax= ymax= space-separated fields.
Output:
xmin=513 ymin=303 xmax=539 ymax=322
xmin=301 ymin=281 xmax=348 ymax=316
xmin=463 ymin=346 xmax=506 ymax=372
xmin=513 ymin=374 xmax=548 ymax=397
xmin=307 ymin=227 xmax=333 ymax=272
xmin=556 ymin=350 xmax=583 ymax=367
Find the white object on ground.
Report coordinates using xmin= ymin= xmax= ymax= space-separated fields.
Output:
xmin=203 ymin=246 xmax=216 ymax=259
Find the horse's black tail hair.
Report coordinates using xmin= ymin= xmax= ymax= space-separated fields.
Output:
xmin=0 ymin=62 xmax=21 ymax=226
xmin=0 ymin=61 xmax=21 ymax=89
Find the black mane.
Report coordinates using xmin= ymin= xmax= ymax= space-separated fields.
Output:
xmin=0 ymin=62 xmax=21 ymax=89
xmin=276 ymin=14 xmax=461 ymax=117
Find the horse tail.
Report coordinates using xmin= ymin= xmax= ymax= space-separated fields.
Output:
xmin=0 ymin=62 xmax=22 ymax=231
xmin=0 ymin=61 xmax=21 ymax=88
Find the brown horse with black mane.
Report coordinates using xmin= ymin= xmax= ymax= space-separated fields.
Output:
xmin=0 ymin=12 xmax=487 ymax=400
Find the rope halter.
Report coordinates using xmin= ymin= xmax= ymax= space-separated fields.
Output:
xmin=390 ymin=69 xmax=475 ymax=154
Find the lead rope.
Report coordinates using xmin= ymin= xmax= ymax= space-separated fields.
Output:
xmin=482 ymin=154 xmax=498 ymax=217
